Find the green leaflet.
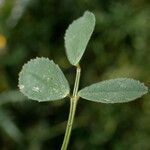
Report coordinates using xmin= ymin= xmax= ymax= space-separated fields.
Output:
xmin=18 ymin=57 xmax=70 ymax=102
xmin=65 ymin=11 xmax=95 ymax=65
xmin=78 ymin=78 xmax=148 ymax=103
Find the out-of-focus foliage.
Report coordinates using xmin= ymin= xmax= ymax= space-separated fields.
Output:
xmin=0 ymin=0 xmax=149 ymax=149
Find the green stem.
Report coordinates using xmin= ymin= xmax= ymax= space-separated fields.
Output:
xmin=73 ymin=64 xmax=81 ymax=97
xmin=61 ymin=64 xmax=81 ymax=150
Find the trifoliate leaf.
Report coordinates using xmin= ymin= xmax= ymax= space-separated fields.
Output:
xmin=78 ymin=78 xmax=148 ymax=103
xmin=65 ymin=11 xmax=95 ymax=65
xmin=18 ymin=57 xmax=70 ymax=102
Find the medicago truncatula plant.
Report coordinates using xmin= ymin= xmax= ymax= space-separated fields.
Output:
xmin=18 ymin=11 xmax=148 ymax=150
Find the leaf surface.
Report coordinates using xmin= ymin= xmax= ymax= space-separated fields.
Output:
xmin=18 ymin=57 xmax=70 ymax=102
xmin=65 ymin=11 xmax=95 ymax=65
xmin=78 ymin=78 xmax=148 ymax=103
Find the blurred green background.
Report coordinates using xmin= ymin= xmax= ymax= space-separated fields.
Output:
xmin=0 ymin=0 xmax=150 ymax=149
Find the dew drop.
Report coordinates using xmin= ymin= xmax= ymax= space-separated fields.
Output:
xmin=120 ymin=84 xmax=126 ymax=88
xmin=52 ymin=88 xmax=59 ymax=93
xmin=47 ymin=77 xmax=50 ymax=81
xmin=19 ymin=84 xmax=25 ymax=90
xmin=32 ymin=86 xmax=40 ymax=92
xmin=103 ymin=98 xmax=110 ymax=102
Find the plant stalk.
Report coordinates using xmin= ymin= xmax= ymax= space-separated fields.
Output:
xmin=61 ymin=64 xmax=81 ymax=150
